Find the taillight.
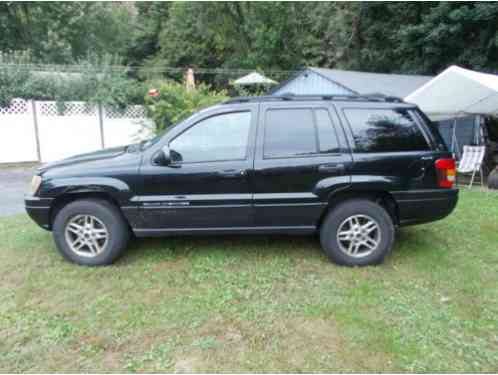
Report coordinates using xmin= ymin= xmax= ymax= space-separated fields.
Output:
xmin=435 ymin=158 xmax=456 ymax=188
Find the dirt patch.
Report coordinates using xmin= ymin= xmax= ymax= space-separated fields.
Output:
xmin=152 ymin=258 xmax=189 ymax=273
xmin=173 ymin=356 xmax=204 ymax=373
xmin=102 ymin=350 xmax=121 ymax=369
xmin=175 ymin=315 xmax=394 ymax=372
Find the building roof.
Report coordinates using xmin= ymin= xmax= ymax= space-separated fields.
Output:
xmin=271 ymin=67 xmax=433 ymax=98
xmin=309 ymin=67 xmax=433 ymax=98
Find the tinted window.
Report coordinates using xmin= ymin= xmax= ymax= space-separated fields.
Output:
xmin=170 ymin=111 xmax=251 ymax=163
xmin=344 ymin=108 xmax=429 ymax=152
xmin=315 ymin=109 xmax=340 ymax=153
xmin=264 ymin=108 xmax=317 ymax=158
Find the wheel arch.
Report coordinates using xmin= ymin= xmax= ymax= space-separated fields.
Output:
xmin=49 ymin=190 xmax=130 ymax=230
xmin=317 ymin=189 xmax=399 ymax=229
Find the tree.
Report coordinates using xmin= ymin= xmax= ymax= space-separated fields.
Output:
xmin=397 ymin=2 xmax=498 ymax=74
xmin=2 ymin=2 xmax=498 ymax=79
xmin=0 ymin=2 xmax=133 ymax=64
xmin=125 ymin=2 xmax=170 ymax=67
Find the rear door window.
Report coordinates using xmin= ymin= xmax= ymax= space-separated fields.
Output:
xmin=343 ymin=108 xmax=430 ymax=152
xmin=263 ymin=108 xmax=340 ymax=158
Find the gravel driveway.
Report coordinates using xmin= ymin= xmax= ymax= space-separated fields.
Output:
xmin=0 ymin=165 xmax=38 ymax=217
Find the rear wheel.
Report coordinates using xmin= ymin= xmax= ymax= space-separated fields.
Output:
xmin=52 ymin=199 xmax=130 ymax=266
xmin=320 ymin=199 xmax=395 ymax=266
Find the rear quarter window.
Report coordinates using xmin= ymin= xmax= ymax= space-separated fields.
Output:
xmin=343 ymin=108 xmax=430 ymax=152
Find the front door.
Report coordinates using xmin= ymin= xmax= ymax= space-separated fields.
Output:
xmin=139 ymin=105 xmax=258 ymax=230
xmin=251 ymin=102 xmax=353 ymax=228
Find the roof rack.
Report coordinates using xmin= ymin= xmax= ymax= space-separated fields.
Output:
xmin=223 ymin=93 xmax=404 ymax=104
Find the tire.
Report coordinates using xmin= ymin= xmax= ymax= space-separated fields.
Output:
xmin=488 ymin=168 xmax=498 ymax=190
xmin=319 ymin=199 xmax=395 ymax=266
xmin=52 ymin=199 xmax=130 ymax=266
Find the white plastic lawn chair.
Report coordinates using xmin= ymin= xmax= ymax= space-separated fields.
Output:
xmin=457 ymin=145 xmax=485 ymax=188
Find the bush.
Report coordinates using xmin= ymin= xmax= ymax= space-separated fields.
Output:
xmin=0 ymin=51 xmax=32 ymax=107
xmin=0 ymin=51 xmax=148 ymax=108
xmin=144 ymin=81 xmax=228 ymax=132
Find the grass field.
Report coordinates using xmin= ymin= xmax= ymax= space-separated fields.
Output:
xmin=1 ymin=190 xmax=497 ymax=372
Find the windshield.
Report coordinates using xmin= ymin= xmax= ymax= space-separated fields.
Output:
xmin=141 ymin=132 xmax=164 ymax=149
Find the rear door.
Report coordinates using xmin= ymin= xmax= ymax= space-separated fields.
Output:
xmin=251 ymin=102 xmax=353 ymax=228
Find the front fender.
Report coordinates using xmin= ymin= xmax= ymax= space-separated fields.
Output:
xmin=39 ymin=176 xmax=135 ymax=205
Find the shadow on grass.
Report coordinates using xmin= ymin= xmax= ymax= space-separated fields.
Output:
xmin=120 ymin=234 xmax=326 ymax=265
xmin=118 ymin=225 xmax=442 ymax=267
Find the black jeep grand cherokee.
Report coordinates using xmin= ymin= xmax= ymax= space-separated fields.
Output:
xmin=25 ymin=95 xmax=458 ymax=267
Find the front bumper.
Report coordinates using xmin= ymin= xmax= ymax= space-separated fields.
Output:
xmin=392 ymin=188 xmax=459 ymax=226
xmin=25 ymin=195 xmax=54 ymax=230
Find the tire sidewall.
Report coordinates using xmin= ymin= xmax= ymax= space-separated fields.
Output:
xmin=320 ymin=200 xmax=395 ymax=266
xmin=53 ymin=200 xmax=129 ymax=266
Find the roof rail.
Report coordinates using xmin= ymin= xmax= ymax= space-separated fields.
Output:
xmin=222 ymin=93 xmax=405 ymax=104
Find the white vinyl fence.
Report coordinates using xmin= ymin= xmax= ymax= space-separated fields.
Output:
xmin=0 ymin=99 xmax=153 ymax=163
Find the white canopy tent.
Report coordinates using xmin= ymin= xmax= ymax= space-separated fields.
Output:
xmin=405 ymin=65 xmax=498 ymax=121
xmin=405 ymin=65 xmax=498 ymax=159
xmin=233 ymin=72 xmax=277 ymax=86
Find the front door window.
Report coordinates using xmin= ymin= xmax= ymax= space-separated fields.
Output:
xmin=170 ymin=111 xmax=252 ymax=163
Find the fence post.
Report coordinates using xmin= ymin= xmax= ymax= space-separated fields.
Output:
xmin=98 ymin=103 xmax=105 ymax=149
xmin=31 ymin=100 xmax=42 ymax=162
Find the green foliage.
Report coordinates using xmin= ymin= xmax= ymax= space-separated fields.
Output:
xmin=144 ymin=81 xmax=228 ymax=132
xmin=0 ymin=2 xmax=133 ymax=64
xmin=126 ymin=2 xmax=171 ymax=67
xmin=3 ymin=2 xmax=498 ymax=101
xmin=149 ymin=3 xmax=311 ymax=71
xmin=0 ymin=52 xmax=147 ymax=108
xmin=128 ymin=2 xmax=498 ymax=76
xmin=0 ymin=51 xmax=31 ymax=107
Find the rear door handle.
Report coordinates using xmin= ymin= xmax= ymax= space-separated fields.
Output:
xmin=218 ymin=169 xmax=246 ymax=178
xmin=318 ymin=163 xmax=345 ymax=173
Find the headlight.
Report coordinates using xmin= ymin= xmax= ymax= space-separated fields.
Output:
xmin=29 ymin=175 xmax=42 ymax=195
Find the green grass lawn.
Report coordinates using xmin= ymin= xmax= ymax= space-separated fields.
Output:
xmin=1 ymin=190 xmax=497 ymax=373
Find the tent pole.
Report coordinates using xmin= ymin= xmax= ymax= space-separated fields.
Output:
xmin=451 ymin=118 xmax=459 ymax=159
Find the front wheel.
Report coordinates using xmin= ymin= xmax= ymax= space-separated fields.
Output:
xmin=320 ymin=199 xmax=395 ymax=266
xmin=52 ymin=199 xmax=130 ymax=266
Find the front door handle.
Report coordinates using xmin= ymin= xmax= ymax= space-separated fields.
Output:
xmin=318 ymin=163 xmax=345 ymax=173
xmin=218 ymin=169 xmax=246 ymax=178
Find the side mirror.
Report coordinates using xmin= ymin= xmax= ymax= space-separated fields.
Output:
xmin=154 ymin=145 xmax=171 ymax=166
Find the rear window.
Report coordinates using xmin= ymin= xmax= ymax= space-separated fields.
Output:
xmin=263 ymin=108 xmax=340 ymax=158
xmin=343 ymin=108 xmax=430 ymax=153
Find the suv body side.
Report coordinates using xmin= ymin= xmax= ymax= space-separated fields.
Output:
xmin=26 ymin=98 xmax=457 ymax=236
